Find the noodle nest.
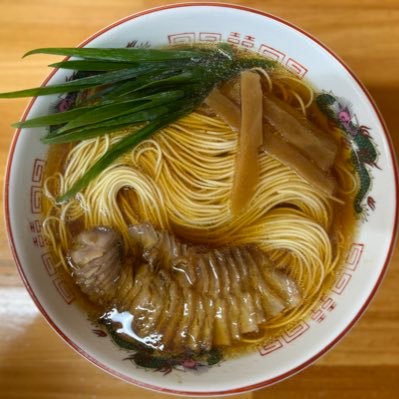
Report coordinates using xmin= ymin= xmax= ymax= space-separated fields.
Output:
xmin=42 ymin=73 xmax=357 ymax=341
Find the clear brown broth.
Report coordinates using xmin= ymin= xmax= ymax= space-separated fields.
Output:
xmin=42 ymin=58 xmax=358 ymax=361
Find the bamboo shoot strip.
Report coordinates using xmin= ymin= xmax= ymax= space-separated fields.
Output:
xmin=263 ymin=94 xmax=338 ymax=171
xmin=261 ymin=132 xmax=337 ymax=197
xmin=231 ymin=71 xmax=263 ymax=214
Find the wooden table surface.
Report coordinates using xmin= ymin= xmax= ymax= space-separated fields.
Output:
xmin=0 ymin=1 xmax=398 ymax=398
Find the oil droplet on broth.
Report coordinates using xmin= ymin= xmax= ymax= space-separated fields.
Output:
xmin=102 ymin=308 xmax=165 ymax=351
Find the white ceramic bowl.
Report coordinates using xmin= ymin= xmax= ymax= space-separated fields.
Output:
xmin=4 ymin=3 xmax=398 ymax=396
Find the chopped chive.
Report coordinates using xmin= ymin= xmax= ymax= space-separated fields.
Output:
xmin=24 ymin=47 xmax=204 ymax=62
xmin=42 ymin=106 xmax=172 ymax=144
xmin=49 ymin=60 xmax=139 ymax=71
xmin=58 ymin=91 xmax=184 ymax=132
xmin=0 ymin=65 xmax=170 ymax=98
xmin=13 ymin=106 xmax=93 ymax=128
xmin=13 ymin=90 xmax=184 ymax=128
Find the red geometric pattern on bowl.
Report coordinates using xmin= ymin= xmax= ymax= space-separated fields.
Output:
xmin=29 ymin=218 xmax=46 ymax=248
xmin=26 ymin=156 xmax=75 ymax=305
xmin=311 ymin=296 xmax=338 ymax=323
xmin=168 ymin=32 xmax=196 ymax=44
xmin=32 ymin=158 xmax=46 ymax=183
xmin=285 ymin=57 xmax=308 ymax=78
xmin=30 ymin=157 xmax=45 ymax=214
xmin=345 ymin=243 xmax=364 ymax=271
xmin=332 ymin=272 xmax=352 ymax=295
xmin=199 ymin=32 xmax=222 ymax=42
xmin=282 ymin=321 xmax=310 ymax=343
xmin=167 ymin=31 xmax=307 ymax=77
xmin=52 ymin=277 xmax=75 ymax=304
xmin=41 ymin=252 xmax=57 ymax=276
xmin=258 ymin=339 xmax=284 ymax=356
xmin=30 ymin=186 xmax=42 ymax=214
xmin=258 ymin=43 xmax=286 ymax=63
xmin=226 ymin=32 xmax=256 ymax=49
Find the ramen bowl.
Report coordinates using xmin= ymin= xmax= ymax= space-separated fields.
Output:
xmin=4 ymin=3 xmax=398 ymax=396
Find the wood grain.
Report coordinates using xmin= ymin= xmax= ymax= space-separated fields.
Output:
xmin=0 ymin=1 xmax=398 ymax=398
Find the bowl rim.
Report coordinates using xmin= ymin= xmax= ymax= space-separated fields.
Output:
xmin=4 ymin=2 xmax=399 ymax=396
